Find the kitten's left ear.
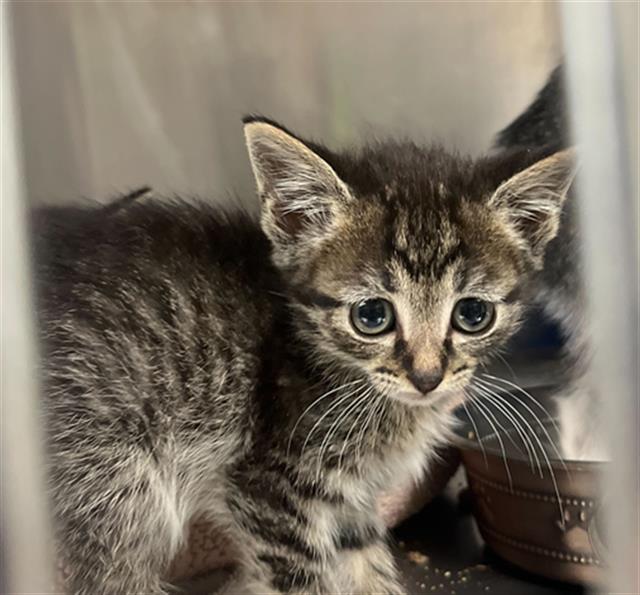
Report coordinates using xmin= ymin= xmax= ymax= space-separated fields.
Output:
xmin=489 ymin=148 xmax=578 ymax=266
xmin=243 ymin=117 xmax=352 ymax=262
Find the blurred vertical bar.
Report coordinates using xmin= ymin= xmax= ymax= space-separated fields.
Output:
xmin=560 ymin=3 xmax=639 ymax=594
xmin=1 ymin=3 xmax=56 ymax=593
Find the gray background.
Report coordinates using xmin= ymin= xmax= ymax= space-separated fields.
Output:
xmin=11 ymin=2 xmax=561 ymax=211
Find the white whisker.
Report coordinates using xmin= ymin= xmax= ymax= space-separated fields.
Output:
xmin=474 ymin=382 xmax=567 ymax=528
xmin=468 ymin=396 xmax=513 ymax=489
xmin=313 ymin=397 xmax=361 ymax=483
xmin=477 ymin=376 xmax=567 ymax=471
xmin=337 ymin=388 xmax=375 ymax=475
xmin=480 ymin=373 xmax=562 ymax=436
xmin=370 ymin=389 xmax=389 ymax=455
xmin=461 ymin=392 xmax=488 ymax=467
xmin=471 ymin=383 xmax=543 ymax=477
xmin=286 ymin=378 xmax=363 ymax=457
xmin=315 ymin=387 xmax=372 ymax=483
xmin=470 ymin=387 xmax=528 ymax=459
xmin=354 ymin=392 xmax=385 ymax=470
xmin=300 ymin=383 xmax=364 ymax=461
xmin=493 ymin=352 xmax=517 ymax=381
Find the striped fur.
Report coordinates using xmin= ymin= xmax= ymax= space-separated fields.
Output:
xmin=34 ymin=118 xmax=574 ymax=594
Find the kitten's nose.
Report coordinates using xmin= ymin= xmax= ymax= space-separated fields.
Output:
xmin=408 ymin=369 xmax=444 ymax=394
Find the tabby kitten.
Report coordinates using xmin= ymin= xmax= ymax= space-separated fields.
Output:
xmin=34 ymin=116 xmax=575 ymax=594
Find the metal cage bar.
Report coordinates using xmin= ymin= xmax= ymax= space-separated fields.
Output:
xmin=560 ymin=2 xmax=639 ymax=593
xmin=1 ymin=3 xmax=56 ymax=593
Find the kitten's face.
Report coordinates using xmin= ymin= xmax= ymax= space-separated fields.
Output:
xmin=293 ymin=194 xmax=526 ymax=406
xmin=244 ymin=118 xmax=575 ymax=409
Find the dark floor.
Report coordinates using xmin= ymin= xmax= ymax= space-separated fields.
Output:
xmin=392 ymin=475 xmax=585 ymax=595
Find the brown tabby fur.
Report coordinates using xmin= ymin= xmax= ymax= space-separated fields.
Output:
xmin=32 ymin=116 xmax=575 ymax=594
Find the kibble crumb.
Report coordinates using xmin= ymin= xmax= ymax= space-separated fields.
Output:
xmin=407 ymin=551 xmax=429 ymax=565
xmin=443 ymin=570 xmax=452 ymax=578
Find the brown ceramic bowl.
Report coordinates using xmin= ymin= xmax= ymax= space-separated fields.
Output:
xmin=456 ymin=397 xmax=608 ymax=586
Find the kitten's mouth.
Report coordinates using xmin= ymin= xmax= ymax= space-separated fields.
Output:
xmin=390 ymin=389 xmax=433 ymax=405
xmin=379 ymin=379 xmax=471 ymax=410
xmin=371 ymin=371 xmax=473 ymax=409
xmin=382 ymin=385 xmax=451 ymax=407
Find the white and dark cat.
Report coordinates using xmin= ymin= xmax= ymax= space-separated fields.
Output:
xmin=33 ymin=116 xmax=575 ymax=593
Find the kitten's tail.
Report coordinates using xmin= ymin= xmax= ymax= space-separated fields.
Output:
xmin=103 ymin=186 xmax=153 ymax=215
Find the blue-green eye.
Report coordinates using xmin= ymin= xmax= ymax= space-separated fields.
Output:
xmin=451 ymin=298 xmax=495 ymax=334
xmin=350 ymin=299 xmax=395 ymax=336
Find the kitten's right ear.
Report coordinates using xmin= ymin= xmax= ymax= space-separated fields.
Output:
xmin=243 ymin=117 xmax=352 ymax=259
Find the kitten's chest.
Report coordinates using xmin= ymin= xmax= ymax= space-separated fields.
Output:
xmin=325 ymin=409 xmax=454 ymax=502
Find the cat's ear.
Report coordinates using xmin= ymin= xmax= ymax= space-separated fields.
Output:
xmin=243 ymin=117 xmax=352 ymax=252
xmin=489 ymin=148 xmax=578 ymax=266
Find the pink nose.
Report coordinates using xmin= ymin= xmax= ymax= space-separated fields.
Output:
xmin=408 ymin=369 xmax=444 ymax=394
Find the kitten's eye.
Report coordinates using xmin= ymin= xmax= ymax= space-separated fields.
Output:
xmin=451 ymin=298 xmax=495 ymax=334
xmin=350 ymin=299 xmax=395 ymax=336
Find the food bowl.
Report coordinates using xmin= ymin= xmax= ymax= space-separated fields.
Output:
xmin=455 ymin=387 xmax=608 ymax=586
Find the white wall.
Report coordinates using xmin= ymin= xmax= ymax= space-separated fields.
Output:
xmin=11 ymin=2 xmax=561 ymax=210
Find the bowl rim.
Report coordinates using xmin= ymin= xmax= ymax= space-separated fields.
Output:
xmin=453 ymin=435 xmax=610 ymax=470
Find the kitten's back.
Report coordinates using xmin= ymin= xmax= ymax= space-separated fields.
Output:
xmin=32 ymin=197 xmax=277 ymax=452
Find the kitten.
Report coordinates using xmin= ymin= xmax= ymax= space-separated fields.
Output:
xmin=495 ymin=66 xmax=605 ymax=461
xmin=33 ymin=116 xmax=575 ymax=594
